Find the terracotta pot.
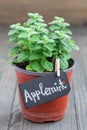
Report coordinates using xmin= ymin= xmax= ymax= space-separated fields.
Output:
xmin=14 ymin=59 xmax=75 ymax=123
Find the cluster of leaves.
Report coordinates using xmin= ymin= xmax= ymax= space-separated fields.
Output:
xmin=8 ymin=13 xmax=79 ymax=72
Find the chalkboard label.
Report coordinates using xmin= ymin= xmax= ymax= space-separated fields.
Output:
xmin=19 ymin=71 xmax=70 ymax=109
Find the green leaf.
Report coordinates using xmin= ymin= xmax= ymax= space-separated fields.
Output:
xmin=27 ymin=19 xmax=35 ymax=25
xmin=28 ymin=13 xmax=43 ymax=19
xmin=36 ymin=23 xmax=47 ymax=27
xmin=32 ymin=44 xmax=42 ymax=50
xmin=37 ymin=18 xmax=44 ymax=22
xmin=9 ymin=36 xmax=18 ymax=42
xmin=8 ymin=30 xmax=17 ymax=36
xmin=8 ymin=46 xmax=20 ymax=57
xmin=59 ymin=56 xmax=69 ymax=70
xmin=26 ymin=64 xmax=33 ymax=71
xmin=30 ymin=31 xmax=38 ymax=35
xmin=62 ymin=29 xmax=72 ymax=35
xmin=70 ymin=43 xmax=79 ymax=50
xmin=46 ymin=43 xmax=55 ymax=51
xmin=61 ymin=41 xmax=72 ymax=51
xmin=18 ymin=39 xmax=29 ymax=46
xmin=17 ymin=26 xmax=27 ymax=31
xmin=49 ymin=25 xmax=58 ymax=31
xmin=55 ymin=17 xmax=64 ymax=22
xmin=43 ymin=50 xmax=52 ymax=57
xmin=49 ymin=20 xmax=58 ymax=25
xmin=44 ymin=45 xmax=52 ymax=51
xmin=29 ymin=52 xmax=42 ymax=60
xmin=62 ymin=52 xmax=71 ymax=60
xmin=17 ymin=52 xmax=29 ymax=62
xmin=10 ymin=23 xmax=21 ymax=29
xmin=63 ymin=22 xmax=70 ymax=27
xmin=37 ymin=40 xmax=44 ymax=44
xmin=41 ymin=59 xmax=53 ymax=71
xmin=31 ymin=35 xmax=40 ymax=42
xmin=30 ymin=61 xmax=44 ymax=72
xmin=18 ymin=33 xmax=28 ymax=38
xmin=40 ymin=28 xmax=49 ymax=34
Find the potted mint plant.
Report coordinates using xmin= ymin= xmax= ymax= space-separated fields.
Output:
xmin=8 ymin=13 xmax=79 ymax=123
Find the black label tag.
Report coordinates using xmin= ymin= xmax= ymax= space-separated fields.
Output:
xmin=19 ymin=71 xmax=70 ymax=109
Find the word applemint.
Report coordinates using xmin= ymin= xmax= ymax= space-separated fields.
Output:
xmin=24 ymin=79 xmax=67 ymax=103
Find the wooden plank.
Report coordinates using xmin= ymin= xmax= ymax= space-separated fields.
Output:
xmin=0 ymin=59 xmax=7 ymax=80
xmin=71 ymin=30 xmax=87 ymax=129
xmin=8 ymin=76 xmax=77 ymax=130
xmin=8 ymin=89 xmax=25 ymax=130
xmin=0 ymin=65 xmax=17 ymax=130
xmin=72 ymin=32 xmax=87 ymax=130
xmin=72 ymin=49 xmax=87 ymax=130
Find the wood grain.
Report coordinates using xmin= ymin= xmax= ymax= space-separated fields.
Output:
xmin=72 ymin=52 xmax=87 ymax=130
xmin=0 ymin=65 xmax=17 ymax=130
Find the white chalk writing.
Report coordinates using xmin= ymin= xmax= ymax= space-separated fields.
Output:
xmin=24 ymin=79 xmax=67 ymax=103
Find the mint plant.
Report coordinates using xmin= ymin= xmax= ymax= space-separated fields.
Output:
xmin=8 ymin=13 xmax=79 ymax=72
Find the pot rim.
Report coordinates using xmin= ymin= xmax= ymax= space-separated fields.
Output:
xmin=13 ymin=58 xmax=76 ymax=76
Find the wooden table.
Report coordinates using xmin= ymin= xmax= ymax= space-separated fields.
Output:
xmin=0 ymin=26 xmax=87 ymax=130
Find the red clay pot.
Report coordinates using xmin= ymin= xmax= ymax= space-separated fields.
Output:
xmin=14 ymin=59 xmax=75 ymax=123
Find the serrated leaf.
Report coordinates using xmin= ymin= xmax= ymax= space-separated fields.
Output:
xmin=18 ymin=33 xmax=28 ymax=38
xmin=46 ymin=43 xmax=55 ymax=51
xmin=37 ymin=40 xmax=44 ymax=44
xmin=27 ymin=19 xmax=34 ymax=25
xmin=30 ymin=31 xmax=38 ymax=35
xmin=32 ymin=44 xmax=42 ymax=50
xmin=41 ymin=59 xmax=53 ymax=71
xmin=8 ymin=46 xmax=20 ymax=56
xmin=49 ymin=20 xmax=58 ymax=25
xmin=30 ymin=61 xmax=44 ymax=72
xmin=8 ymin=30 xmax=17 ymax=36
xmin=9 ymin=36 xmax=18 ymax=42
xmin=17 ymin=26 xmax=27 ymax=31
xmin=26 ymin=64 xmax=33 ymax=71
xmin=29 ymin=52 xmax=42 ymax=60
xmin=61 ymin=41 xmax=72 ymax=51
xmin=38 ymin=18 xmax=44 ymax=22
xmin=55 ymin=17 xmax=64 ymax=22
xmin=45 ymin=45 xmax=52 ymax=51
xmin=52 ymin=34 xmax=58 ymax=39
xmin=62 ymin=29 xmax=72 ymax=35
xmin=31 ymin=35 xmax=40 ymax=42
xmin=62 ymin=52 xmax=71 ymax=60
xmin=18 ymin=39 xmax=29 ymax=46
xmin=28 ymin=13 xmax=43 ymax=19
xmin=10 ymin=23 xmax=21 ymax=29
xmin=70 ymin=43 xmax=79 ymax=50
xmin=17 ymin=52 xmax=29 ymax=62
xmin=40 ymin=28 xmax=49 ymax=34
xmin=59 ymin=56 xmax=69 ymax=70
xmin=63 ymin=22 xmax=70 ymax=27
xmin=36 ymin=23 xmax=47 ymax=27
xmin=49 ymin=25 xmax=58 ymax=31
xmin=43 ymin=50 xmax=52 ymax=57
